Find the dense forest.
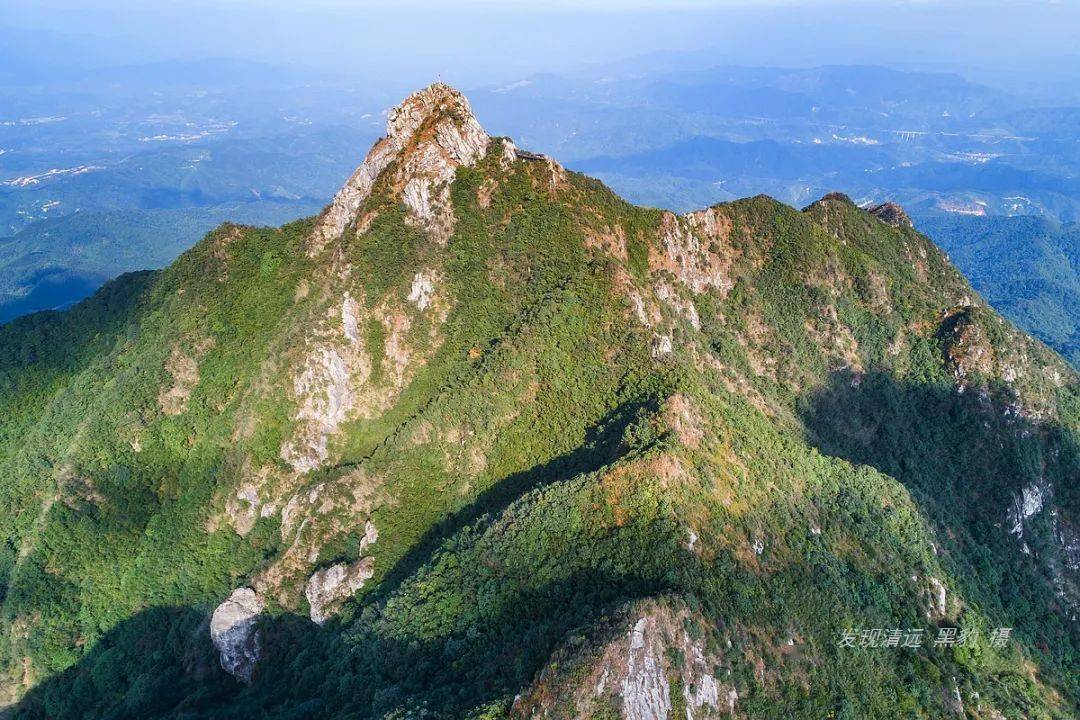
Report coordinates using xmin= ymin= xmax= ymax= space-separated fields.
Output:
xmin=0 ymin=85 xmax=1076 ymax=719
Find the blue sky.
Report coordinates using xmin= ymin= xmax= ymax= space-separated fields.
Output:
xmin=2 ymin=1 xmax=1078 ymax=91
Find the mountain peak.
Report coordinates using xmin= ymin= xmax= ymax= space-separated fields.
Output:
xmin=311 ymin=83 xmax=492 ymax=252
xmin=385 ymin=82 xmax=482 ymax=150
xmin=869 ymin=201 xmax=913 ymax=228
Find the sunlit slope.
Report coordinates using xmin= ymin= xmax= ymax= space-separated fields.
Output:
xmin=1 ymin=85 xmax=1076 ymax=719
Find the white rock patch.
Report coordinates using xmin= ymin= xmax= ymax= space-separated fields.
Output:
xmin=621 ymin=617 xmax=671 ymax=720
xmin=684 ymin=672 xmax=720 ymax=718
xmin=341 ymin=294 xmax=361 ymax=344
xmin=210 ymin=588 xmax=265 ymax=683
xmin=1009 ymin=483 xmax=1045 ymax=537
xmin=306 ymin=556 xmax=375 ymax=625
xmin=927 ymin=576 xmax=947 ymax=620
xmin=281 ymin=346 xmax=357 ymax=473
xmin=652 ymin=335 xmax=674 ymax=357
xmin=305 ymin=520 xmax=378 ymax=624
xmin=408 ymin=271 xmax=437 ymax=311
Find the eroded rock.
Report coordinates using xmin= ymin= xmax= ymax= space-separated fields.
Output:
xmin=311 ymin=83 xmax=490 ymax=252
xmin=408 ymin=271 xmax=436 ymax=311
xmin=621 ymin=617 xmax=671 ymax=720
xmin=281 ymin=346 xmax=361 ymax=473
xmin=869 ymin=201 xmax=913 ymax=228
xmin=306 ymin=554 xmax=376 ymax=625
xmin=926 ymin=576 xmax=948 ymax=620
xmin=652 ymin=211 xmax=734 ymax=296
xmin=341 ymin=294 xmax=361 ymax=344
xmin=158 ymin=346 xmax=200 ymax=416
xmin=652 ymin=335 xmax=674 ymax=357
xmin=210 ymin=588 xmax=264 ymax=683
xmin=1009 ymin=483 xmax=1046 ymax=537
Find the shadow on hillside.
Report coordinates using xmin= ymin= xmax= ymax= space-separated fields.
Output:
xmin=12 ymin=401 xmax=667 ymax=719
xmin=797 ymin=369 xmax=1079 ymax=641
xmin=12 ymin=569 xmax=659 ymax=720
xmin=359 ymin=397 xmax=656 ymax=607
xmin=797 ymin=370 xmax=1078 ymax=525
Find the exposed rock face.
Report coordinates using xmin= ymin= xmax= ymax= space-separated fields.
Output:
xmin=1009 ymin=483 xmax=1046 ymax=537
xmin=1057 ymin=516 xmax=1080 ymax=572
xmin=306 ymin=554 xmax=376 ymax=625
xmin=621 ymin=616 xmax=671 ymax=720
xmin=869 ymin=201 xmax=913 ymax=228
xmin=407 ymin=271 xmax=436 ymax=311
xmin=655 ymin=282 xmax=701 ymax=330
xmin=341 ymin=294 xmax=361 ymax=343
xmin=158 ymin=346 xmax=200 ymax=416
xmin=280 ymin=345 xmax=360 ymax=473
xmin=939 ymin=308 xmax=995 ymax=383
xmin=653 ymin=211 xmax=734 ymax=295
xmin=686 ymin=671 xmax=720 ymax=714
xmin=926 ymin=576 xmax=948 ymax=620
xmin=225 ymin=481 xmax=262 ymax=536
xmin=311 ymin=83 xmax=490 ymax=252
xmin=652 ymin=334 xmax=674 ymax=357
xmin=210 ymin=588 xmax=265 ymax=683
xmin=681 ymin=625 xmax=723 ymax=719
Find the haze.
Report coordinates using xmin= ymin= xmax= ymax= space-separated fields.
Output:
xmin=3 ymin=0 xmax=1079 ymax=99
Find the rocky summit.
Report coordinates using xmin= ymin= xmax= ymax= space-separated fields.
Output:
xmin=0 ymin=84 xmax=1077 ymax=719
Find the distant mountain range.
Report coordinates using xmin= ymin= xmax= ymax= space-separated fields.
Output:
xmin=4 ymin=61 xmax=1080 ymax=368
xmin=919 ymin=213 xmax=1080 ymax=367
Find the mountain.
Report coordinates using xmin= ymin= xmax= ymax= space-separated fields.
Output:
xmin=917 ymin=213 xmax=1080 ymax=369
xmin=7 ymin=61 xmax=1080 ymax=339
xmin=1 ymin=84 xmax=1077 ymax=719
xmin=0 ymin=204 xmax=324 ymax=324
xmin=0 ymin=56 xmax=392 ymax=321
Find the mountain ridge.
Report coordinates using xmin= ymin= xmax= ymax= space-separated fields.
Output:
xmin=0 ymin=83 xmax=1077 ymax=719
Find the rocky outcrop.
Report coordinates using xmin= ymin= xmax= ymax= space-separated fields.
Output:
xmin=939 ymin=308 xmax=995 ymax=383
xmin=306 ymin=554 xmax=376 ymax=625
xmin=310 ymin=83 xmax=490 ymax=253
xmin=341 ymin=293 xmax=361 ymax=343
xmin=281 ymin=344 xmax=363 ymax=473
xmin=621 ymin=616 xmax=671 ymax=720
xmin=407 ymin=271 xmax=437 ymax=311
xmin=926 ymin=576 xmax=948 ymax=620
xmin=869 ymin=201 xmax=913 ymax=229
xmin=210 ymin=587 xmax=264 ymax=683
xmin=652 ymin=334 xmax=674 ymax=357
xmin=510 ymin=603 xmax=729 ymax=719
xmin=653 ymin=211 xmax=735 ymax=296
xmin=1008 ymin=483 xmax=1046 ymax=537
xmin=158 ymin=345 xmax=201 ymax=416
xmin=253 ymin=468 xmax=390 ymax=610
xmin=1056 ymin=516 xmax=1080 ymax=572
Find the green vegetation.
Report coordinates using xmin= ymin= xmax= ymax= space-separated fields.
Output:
xmin=919 ymin=213 xmax=1080 ymax=368
xmin=0 ymin=134 xmax=1076 ymax=720
xmin=0 ymin=203 xmax=324 ymax=324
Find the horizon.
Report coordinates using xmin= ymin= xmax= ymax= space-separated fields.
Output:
xmin=4 ymin=1 xmax=1080 ymax=99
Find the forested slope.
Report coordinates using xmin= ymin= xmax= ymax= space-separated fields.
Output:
xmin=0 ymin=85 xmax=1076 ymax=720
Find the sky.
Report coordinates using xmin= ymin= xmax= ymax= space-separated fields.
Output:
xmin=2 ymin=1 xmax=1079 ymax=94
